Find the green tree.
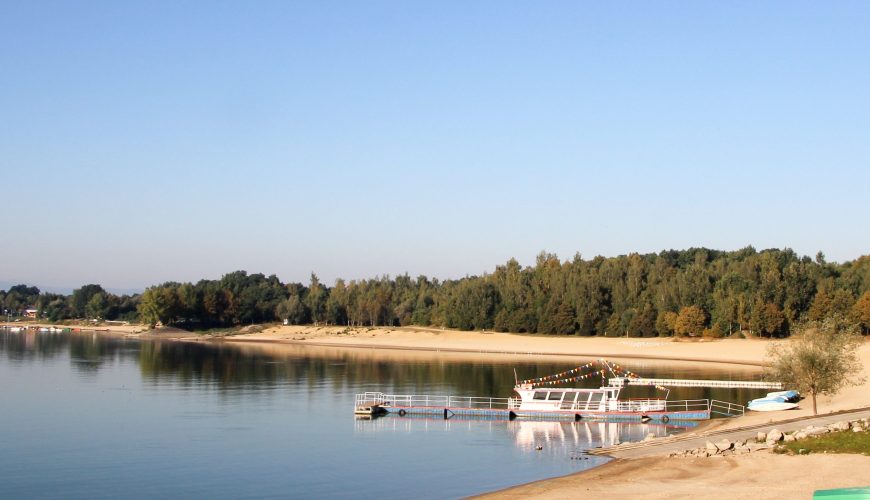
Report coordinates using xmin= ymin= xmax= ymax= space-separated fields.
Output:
xmin=629 ymin=303 xmax=657 ymax=338
xmin=765 ymin=318 xmax=865 ymax=415
xmin=656 ymin=311 xmax=677 ymax=337
xmin=305 ymin=273 xmax=327 ymax=325
xmin=751 ymin=299 xmax=785 ymax=337
xmin=70 ymin=284 xmax=106 ymax=318
xmin=325 ymin=279 xmax=349 ymax=326
xmin=550 ymin=302 xmax=577 ymax=334
xmin=85 ymin=292 xmax=108 ymax=320
xmin=276 ymin=295 xmax=307 ymax=325
xmin=137 ymin=286 xmax=180 ymax=328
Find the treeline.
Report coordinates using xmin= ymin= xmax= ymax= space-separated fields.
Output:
xmin=5 ymin=247 xmax=870 ymax=337
xmin=1 ymin=284 xmax=138 ymax=322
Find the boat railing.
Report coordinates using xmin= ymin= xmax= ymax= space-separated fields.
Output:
xmin=709 ymin=399 xmax=745 ymax=417
xmin=662 ymin=399 xmax=714 ymax=413
xmin=354 ymin=392 xmax=513 ymax=410
xmin=615 ymin=398 xmax=668 ymax=412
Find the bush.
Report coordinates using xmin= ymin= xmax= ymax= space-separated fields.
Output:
xmin=702 ymin=324 xmax=724 ymax=338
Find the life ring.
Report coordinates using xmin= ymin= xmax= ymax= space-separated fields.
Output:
xmin=661 ymin=415 xmax=669 ymax=423
xmin=398 ymin=409 xmax=407 ymax=416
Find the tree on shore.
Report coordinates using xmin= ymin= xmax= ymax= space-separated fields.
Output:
xmin=674 ymin=305 xmax=706 ymax=337
xmin=853 ymin=291 xmax=870 ymax=334
xmin=275 ymin=295 xmax=306 ymax=325
xmin=765 ymin=318 xmax=865 ymax=415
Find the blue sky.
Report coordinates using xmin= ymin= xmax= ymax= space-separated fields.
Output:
xmin=2 ymin=1 xmax=869 ymax=291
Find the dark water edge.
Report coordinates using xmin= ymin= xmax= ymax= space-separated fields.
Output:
xmin=0 ymin=331 xmax=764 ymax=499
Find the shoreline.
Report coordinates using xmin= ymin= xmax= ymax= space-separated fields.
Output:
xmin=214 ymin=325 xmax=779 ymax=366
xmin=216 ymin=337 xmax=767 ymax=367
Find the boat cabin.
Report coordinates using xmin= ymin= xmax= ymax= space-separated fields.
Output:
xmin=513 ymin=384 xmax=622 ymax=412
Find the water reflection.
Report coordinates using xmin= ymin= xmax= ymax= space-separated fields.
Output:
xmin=0 ymin=331 xmax=767 ymax=405
xmin=355 ymin=417 xmax=687 ymax=460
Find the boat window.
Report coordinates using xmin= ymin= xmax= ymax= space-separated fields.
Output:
xmin=533 ymin=391 xmax=547 ymax=400
xmin=568 ymin=392 xmax=579 ymax=403
xmin=589 ymin=392 xmax=605 ymax=407
xmin=547 ymin=392 xmax=563 ymax=401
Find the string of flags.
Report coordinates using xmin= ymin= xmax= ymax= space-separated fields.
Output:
xmin=521 ymin=359 xmax=640 ymax=387
xmin=519 ymin=361 xmax=597 ymax=385
xmin=521 ymin=359 xmax=648 ymax=388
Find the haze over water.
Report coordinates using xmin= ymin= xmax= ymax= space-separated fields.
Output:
xmin=0 ymin=331 xmax=759 ymax=498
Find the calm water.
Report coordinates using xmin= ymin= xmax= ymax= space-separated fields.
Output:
xmin=0 ymin=331 xmax=763 ymax=498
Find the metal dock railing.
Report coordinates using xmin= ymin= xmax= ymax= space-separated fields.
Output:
xmin=609 ymin=377 xmax=782 ymax=390
xmin=355 ymin=392 xmax=513 ymax=411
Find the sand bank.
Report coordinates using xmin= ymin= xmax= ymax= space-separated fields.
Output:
xmin=478 ymin=453 xmax=870 ymax=499
xmin=226 ymin=325 xmax=775 ymax=366
xmin=0 ymin=322 xmax=147 ymax=334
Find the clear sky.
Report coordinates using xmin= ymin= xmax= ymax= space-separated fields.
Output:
xmin=2 ymin=1 xmax=869 ymax=292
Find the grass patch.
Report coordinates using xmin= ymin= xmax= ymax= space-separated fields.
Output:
xmin=782 ymin=430 xmax=870 ymax=456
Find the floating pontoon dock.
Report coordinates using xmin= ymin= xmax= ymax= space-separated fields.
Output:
xmin=608 ymin=377 xmax=783 ymax=390
xmin=353 ymin=391 xmax=746 ymax=421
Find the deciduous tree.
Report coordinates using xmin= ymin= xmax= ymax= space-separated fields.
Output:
xmin=765 ymin=319 xmax=865 ymax=414
xmin=675 ymin=305 xmax=706 ymax=337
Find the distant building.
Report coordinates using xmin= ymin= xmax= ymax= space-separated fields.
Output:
xmin=24 ymin=308 xmax=38 ymax=318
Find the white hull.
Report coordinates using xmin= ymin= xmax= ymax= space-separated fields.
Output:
xmin=748 ymin=401 xmax=798 ymax=412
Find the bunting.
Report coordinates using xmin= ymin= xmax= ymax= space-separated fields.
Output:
xmin=520 ymin=359 xmax=646 ymax=388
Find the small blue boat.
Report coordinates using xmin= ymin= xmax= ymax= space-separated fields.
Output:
xmin=747 ymin=390 xmax=800 ymax=411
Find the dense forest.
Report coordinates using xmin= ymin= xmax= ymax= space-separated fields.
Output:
xmin=3 ymin=247 xmax=870 ymax=337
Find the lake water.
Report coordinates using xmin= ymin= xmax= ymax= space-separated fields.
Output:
xmin=0 ymin=331 xmax=763 ymax=498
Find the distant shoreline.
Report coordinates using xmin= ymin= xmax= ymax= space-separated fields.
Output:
xmin=218 ymin=336 xmax=767 ymax=367
xmin=214 ymin=324 xmax=774 ymax=366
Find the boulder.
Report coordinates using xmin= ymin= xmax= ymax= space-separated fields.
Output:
xmin=715 ymin=439 xmax=733 ymax=452
xmin=833 ymin=421 xmax=851 ymax=431
xmin=756 ymin=432 xmax=767 ymax=442
xmin=766 ymin=429 xmax=784 ymax=442
xmin=854 ymin=427 xmax=864 ymax=433
xmin=735 ymin=445 xmax=751 ymax=454
xmin=806 ymin=427 xmax=830 ymax=437
xmin=794 ymin=431 xmax=808 ymax=440
xmin=784 ymin=434 xmax=796 ymax=442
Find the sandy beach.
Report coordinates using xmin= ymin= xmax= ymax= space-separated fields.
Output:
xmin=225 ymin=325 xmax=775 ymax=365
xmin=477 ymin=453 xmax=870 ymax=499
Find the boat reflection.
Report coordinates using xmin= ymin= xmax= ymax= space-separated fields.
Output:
xmin=354 ymin=415 xmax=694 ymax=455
